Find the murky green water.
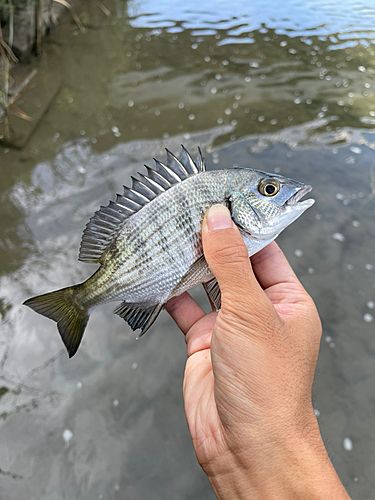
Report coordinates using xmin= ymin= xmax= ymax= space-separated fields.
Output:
xmin=0 ymin=1 xmax=375 ymax=498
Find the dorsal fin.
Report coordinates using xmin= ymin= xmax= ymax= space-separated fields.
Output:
xmin=78 ymin=146 xmax=206 ymax=263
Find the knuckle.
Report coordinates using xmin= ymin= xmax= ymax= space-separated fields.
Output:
xmin=211 ymin=242 xmax=248 ymax=267
xmin=218 ymin=296 xmax=279 ymax=339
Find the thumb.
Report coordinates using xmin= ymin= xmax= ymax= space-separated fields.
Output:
xmin=202 ymin=204 xmax=272 ymax=318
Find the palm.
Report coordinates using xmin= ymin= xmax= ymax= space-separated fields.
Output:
xmin=166 ymin=242 xmax=313 ymax=466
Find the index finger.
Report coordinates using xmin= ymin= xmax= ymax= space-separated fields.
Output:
xmin=250 ymin=242 xmax=304 ymax=291
xmin=165 ymin=292 xmax=205 ymax=335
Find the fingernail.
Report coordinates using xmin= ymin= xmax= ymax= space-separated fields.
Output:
xmin=206 ymin=204 xmax=233 ymax=231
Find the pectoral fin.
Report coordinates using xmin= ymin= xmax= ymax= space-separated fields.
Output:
xmin=203 ymin=278 xmax=221 ymax=311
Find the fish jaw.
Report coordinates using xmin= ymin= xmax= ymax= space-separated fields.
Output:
xmin=285 ymin=185 xmax=315 ymax=210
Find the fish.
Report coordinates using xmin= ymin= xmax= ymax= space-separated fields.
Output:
xmin=23 ymin=146 xmax=315 ymax=357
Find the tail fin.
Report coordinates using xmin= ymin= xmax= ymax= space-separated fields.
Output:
xmin=23 ymin=286 xmax=89 ymax=358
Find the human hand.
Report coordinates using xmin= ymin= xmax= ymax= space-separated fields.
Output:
xmin=166 ymin=205 xmax=348 ymax=499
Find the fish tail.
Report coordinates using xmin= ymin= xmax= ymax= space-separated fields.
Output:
xmin=23 ymin=285 xmax=89 ymax=358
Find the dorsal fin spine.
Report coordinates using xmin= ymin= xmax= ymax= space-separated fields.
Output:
xmin=115 ymin=195 xmax=136 ymax=213
xmin=180 ymin=144 xmax=199 ymax=174
xmin=138 ymin=173 xmax=165 ymax=194
xmin=165 ymin=148 xmax=189 ymax=177
xmin=98 ymin=209 xmax=121 ymax=222
xmin=122 ymin=188 xmax=144 ymax=208
xmin=131 ymin=177 xmax=155 ymax=199
xmin=197 ymin=147 xmax=205 ymax=171
xmin=154 ymin=159 xmax=181 ymax=183
xmin=145 ymin=166 xmax=171 ymax=189
xmin=78 ymin=146 xmax=205 ymax=263
xmin=123 ymin=186 xmax=148 ymax=204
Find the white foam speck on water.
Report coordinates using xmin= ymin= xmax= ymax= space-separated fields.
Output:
xmin=332 ymin=232 xmax=345 ymax=242
xmin=114 ymin=484 xmax=120 ymax=492
xmin=113 ymin=399 xmax=119 ymax=407
xmin=308 ymin=267 xmax=315 ymax=274
xmin=352 ymin=220 xmax=360 ymax=227
xmin=350 ymin=146 xmax=362 ymax=154
xmin=336 ymin=192 xmax=344 ymax=200
xmin=343 ymin=437 xmax=353 ymax=451
xmin=76 ymin=381 xmax=82 ymax=389
xmin=63 ymin=429 xmax=73 ymax=445
xmin=294 ymin=249 xmax=303 ymax=257
xmin=363 ymin=313 xmax=374 ymax=323
xmin=358 ymin=65 xmax=366 ymax=72
xmin=367 ymin=301 xmax=374 ymax=309
xmin=347 ymin=264 xmax=354 ymax=270
xmin=314 ymin=408 xmax=320 ymax=417
xmin=325 ymin=336 xmax=335 ymax=348
xmin=111 ymin=126 xmax=121 ymax=137
xmin=131 ymin=362 xmax=138 ymax=370
xmin=365 ymin=264 xmax=374 ymax=271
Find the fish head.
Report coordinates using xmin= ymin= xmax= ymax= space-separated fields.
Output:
xmin=228 ymin=169 xmax=315 ymax=241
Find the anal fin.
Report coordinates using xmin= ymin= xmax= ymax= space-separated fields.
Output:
xmin=203 ymin=278 xmax=221 ymax=311
xmin=114 ymin=302 xmax=163 ymax=337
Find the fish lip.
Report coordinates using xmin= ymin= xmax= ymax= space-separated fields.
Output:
xmin=286 ymin=185 xmax=315 ymax=208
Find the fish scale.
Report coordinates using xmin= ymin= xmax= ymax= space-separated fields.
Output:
xmin=23 ymin=146 xmax=314 ymax=357
xmin=105 ymin=172 xmax=226 ymax=295
xmin=94 ymin=171 xmax=227 ymax=305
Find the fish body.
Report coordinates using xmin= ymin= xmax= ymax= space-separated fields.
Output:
xmin=24 ymin=147 xmax=315 ymax=357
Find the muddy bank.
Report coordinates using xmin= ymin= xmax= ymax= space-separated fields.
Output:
xmin=0 ymin=0 xmax=75 ymax=59
xmin=0 ymin=1 xmax=114 ymax=147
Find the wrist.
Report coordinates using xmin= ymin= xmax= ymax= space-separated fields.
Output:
xmin=205 ymin=416 xmax=348 ymax=499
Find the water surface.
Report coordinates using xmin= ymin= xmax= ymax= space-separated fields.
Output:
xmin=0 ymin=0 xmax=374 ymax=498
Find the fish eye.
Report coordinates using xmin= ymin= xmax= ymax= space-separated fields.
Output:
xmin=258 ymin=178 xmax=281 ymax=197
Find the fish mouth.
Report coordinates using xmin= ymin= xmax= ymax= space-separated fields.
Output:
xmin=286 ymin=185 xmax=315 ymax=209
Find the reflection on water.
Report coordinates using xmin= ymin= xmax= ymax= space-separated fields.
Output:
xmin=0 ymin=0 xmax=375 ymax=498
xmin=129 ymin=0 xmax=375 ymax=44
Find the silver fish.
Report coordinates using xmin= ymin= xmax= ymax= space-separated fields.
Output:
xmin=24 ymin=146 xmax=315 ymax=357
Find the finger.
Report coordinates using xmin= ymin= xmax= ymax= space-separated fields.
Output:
xmin=251 ymin=242 xmax=304 ymax=291
xmin=202 ymin=205 xmax=272 ymax=316
xmin=185 ymin=312 xmax=216 ymax=357
xmin=165 ymin=292 xmax=205 ymax=335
